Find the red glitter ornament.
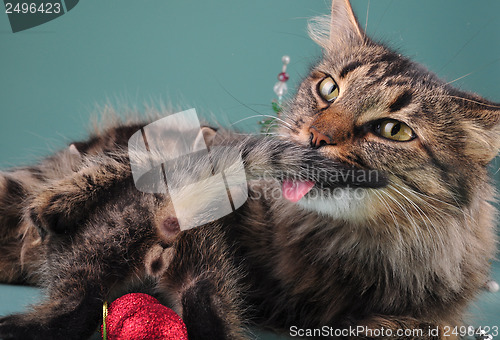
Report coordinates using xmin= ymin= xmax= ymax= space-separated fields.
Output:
xmin=102 ymin=293 xmax=188 ymax=340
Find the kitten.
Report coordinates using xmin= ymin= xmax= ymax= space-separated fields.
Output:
xmin=1 ymin=1 xmax=499 ymax=340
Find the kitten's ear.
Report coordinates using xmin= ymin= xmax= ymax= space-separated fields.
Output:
xmin=308 ymin=0 xmax=365 ymax=50
xmin=193 ymin=126 xmax=217 ymax=150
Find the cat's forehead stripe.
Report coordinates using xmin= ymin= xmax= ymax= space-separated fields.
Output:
xmin=388 ymin=91 xmax=413 ymax=113
xmin=339 ymin=61 xmax=363 ymax=79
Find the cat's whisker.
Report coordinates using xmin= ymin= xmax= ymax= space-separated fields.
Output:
xmin=381 ymin=188 xmax=425 ymax=251
xmin=392 ymin=182 xmax=469 ymax=222
xmin=394 ymin=184 xmax=456 ymax=218
xmin=364 ymin=0 xmax=370 ymax=32
xmin=395 ymin=185 xmax=466 ymax=240
xmin=428 ymin=95 xmax=500 ymax=109
xmin=439 ymin=57 xmax=500 ymax=86
xmin=218 ymin=81 xmax=285 ymax=120
xmin=436 ymin=18 xmax=492 ymax=74
xmin=373 ymin=190 xmax=403 ymax=242
xmin=445 ymin=72 xmax=474 ymax=86
xmin=260 ymin=132 xmax=290 ymax=139
xmin=257 ymin=115 xmax=293 ymax=130
xmin=229 ymin=114 xmax=294 ymax=130
xmin=398 ymin=186 xmax=454 ymax=209
xmin=387 ymin=187 xmax=437 ymax=254
xmin=230 ymin=132 xmax=257 ymax=137
xmin=388 ymin=184 xmax=446 ymax=252
xmin=396 ymin=185 xmax=460 ymax=251
xmin=372 ymin=0 xmax=394 ymax=37
xmin=389 ymin=185 xmax=430 ymax=223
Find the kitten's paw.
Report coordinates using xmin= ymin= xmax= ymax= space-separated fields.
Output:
xmin=0 ymin=314 xmax=53 ymax=340
xmin=28 ymin=160 xmax=127 ymax=237
xmin=28 ymin=185 xmax=87 ymax=236
xmin=0 ymin=312 xmax=96 ymax=340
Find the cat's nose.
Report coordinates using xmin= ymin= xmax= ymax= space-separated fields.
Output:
xmin=309 ymin=127 xmax=333 ymax=149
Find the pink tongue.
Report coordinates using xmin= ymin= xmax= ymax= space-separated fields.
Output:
xmin=282 ymin=180 xmax=315 ymax=203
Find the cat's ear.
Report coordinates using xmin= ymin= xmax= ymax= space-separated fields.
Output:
xmin=463 ymin=106 xmax=500 ymax=165
xmin=308 ymin=0 xmax=365 ymax=50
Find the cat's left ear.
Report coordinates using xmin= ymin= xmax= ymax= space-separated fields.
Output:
xmin=463 ymin=106 xmax=500 ymax=165
xmin=309 ymin=0 xmax=365 ymax=51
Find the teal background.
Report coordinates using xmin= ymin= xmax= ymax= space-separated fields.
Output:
xmin=0 ymin=0 xmax=499 ymax=338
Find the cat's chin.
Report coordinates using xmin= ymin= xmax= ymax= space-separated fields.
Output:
xmin=296 ymin=188 xmax=369 ymax=222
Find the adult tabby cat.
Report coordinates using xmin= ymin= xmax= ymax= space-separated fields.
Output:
xmin=1 ymin=0 xmax=499 ymax=339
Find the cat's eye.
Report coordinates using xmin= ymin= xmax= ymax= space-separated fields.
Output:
xmin=318 ymin=77 xmax=339 ymax=102
xmin=373 ymin=119 xmax=416 ymax=142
